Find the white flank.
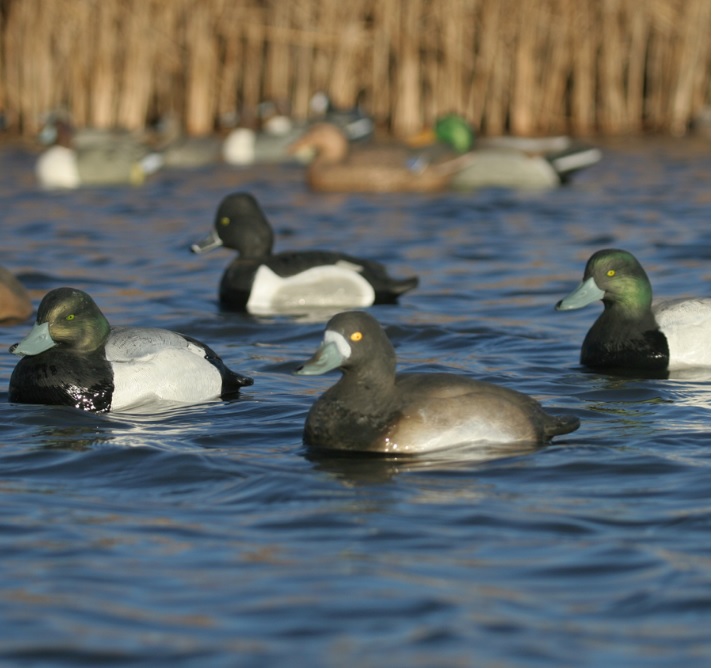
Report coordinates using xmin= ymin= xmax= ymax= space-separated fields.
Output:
xmin=106 ymin=328 xmax=223 ymax=411
xmin=247 ymin=264 xmax=375 ymax=314
xmin=654 ymin=297 xmax=711 ymax=369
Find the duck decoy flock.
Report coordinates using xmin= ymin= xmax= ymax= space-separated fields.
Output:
xmin=4 ymin=103 xmax=708 ymax=457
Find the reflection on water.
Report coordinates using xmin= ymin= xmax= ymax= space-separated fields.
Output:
xmin=0 ymin=137 xmax=709 ymax=666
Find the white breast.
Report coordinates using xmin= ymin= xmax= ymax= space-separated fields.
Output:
xmin=247 ymin=263 xmax=376 ymax=315
xmin=36 ymin=146 xmax=80 ymax=189
xmin=105 ymin=328 xmax=223 ymax=411
xmin=654 ymin=298 xmax=711 ymax=370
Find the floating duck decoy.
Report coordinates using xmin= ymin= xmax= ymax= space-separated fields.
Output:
xmin=309 ymin=91 xmax=375 ymax=143
xmin=191 ymin=192 xmax=419 ymax=314
xmin=9 ymin=287 xmax=252 ymax=412
xmin=36 ymin=115 xmax=162 ymax=188
xmin=0 ymin=266 xmax=33 ymax=324
xmin=287 ymin=122 xmax=473 ymax=193
xmin=295 ymin=311 xmax=580 ymax=454
xmin=148 ymin=115 xmax=223 ymax=169
xmin=556 ymin=248 xmax=711 ymax=374
xmin=409 ymin=114 xmax=602 ymax=190
xmin=221 ymin=100 xmax=308 ymax=166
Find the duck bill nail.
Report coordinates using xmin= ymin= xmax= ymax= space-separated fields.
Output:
xmin=294 ymin=342 xmax=343 ymax=376
xmin=556 ymin=277 xmax=605 ymax=311
xmin=11 ymin=322 xmax=56 ymax=356
xmin=191 ymin=230 xmax=223 ymax=254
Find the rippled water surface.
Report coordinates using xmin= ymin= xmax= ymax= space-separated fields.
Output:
xmin=0 ymin=137 xmax=710 ymax=667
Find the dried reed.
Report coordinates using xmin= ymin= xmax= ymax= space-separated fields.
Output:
xmin=0 ymin=0 xmax=709 ymax=137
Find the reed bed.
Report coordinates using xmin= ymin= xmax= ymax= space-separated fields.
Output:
xmin=0 ymin=0 xmax=709 ymax=137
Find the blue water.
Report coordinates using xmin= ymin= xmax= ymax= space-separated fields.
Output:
xmin=0 ymin=136 xmax=709 ymax=667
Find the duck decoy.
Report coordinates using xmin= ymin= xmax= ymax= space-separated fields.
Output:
xmin=308 ymin=91 xmax=375 ymax=143
xmin=9 ymin=287 xmax=252 ymax=412
xmin=295 ymin=311 xmax=580 ymax=454
xmin=147 ymin=115 xmax=223 ymax=168
xmin=0 ymin=266 xmax=33 ymax=324
xmin=556 ymin=248 xmax=711 ymax=374
xmin=36 ymin=115 xmax=162 ymax=188
xmin=409 ymin=114 xmax=602 ymax=190
xmin=287 ymin=123 xmax=473 ymax=193
xmin=221 ymin=100 xmax=308 ymax=166
xmin=191 ymin=193 xmax=419 ymax=315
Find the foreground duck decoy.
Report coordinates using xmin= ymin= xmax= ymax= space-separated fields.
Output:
xmin=409 ymin=114 xmax=602 ymax=190
xmin=191 ymin=192 xmax=419 ymax=314
xmin=9 ymin=288 xmax=252 ymax=413
xmin=36 ymin=116 xmax=162 ymax=189
xmin=0 ymin=266 xmax=33 ymax=324
xmin=295 ymin=311 xmax=580 ymax=454
xmin=556 ymin=248 xmax=711 ymax=374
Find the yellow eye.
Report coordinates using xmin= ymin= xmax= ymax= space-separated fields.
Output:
xmin=607 ymin=269 xmax=616 ymax=277
xmin=350 ymin=331 xmax=363 ymax=342
xmin=220 ymin=217 xmax=230 ymax=226
xmin=66 ymin=314 xmax=75 ymax=321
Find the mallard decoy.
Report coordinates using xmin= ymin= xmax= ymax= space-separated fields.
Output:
xmin=409 ymin=114 xmax=602 ymax=190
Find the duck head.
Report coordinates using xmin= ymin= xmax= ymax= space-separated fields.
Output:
xmin=191 ymin=192 xmax=275 ymax=258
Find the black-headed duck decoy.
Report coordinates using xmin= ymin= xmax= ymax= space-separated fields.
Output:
xmin=295 ymin=311 xmax=580 ymax=454
xmin=191 ymin=193 xmax=418 ymax=314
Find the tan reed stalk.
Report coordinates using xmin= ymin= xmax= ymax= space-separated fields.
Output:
xmin=570 ymin=3 xmax=596 ymax=134
xmin=392 ymin=0 xmax=422 ymax=136
xmin=185 ymin=1 xmax=218 ymax=134
xmin=291 ymin=0 xmax=317 ymax=120
xmin=537 ymin=0 xmax=571 ymax=135
xmin=369 ymin=0 xmax=395 ymax=126
xmin=240 ymin=5 xmax=266 ymax=122
xmin=511 ymin=0 xmax=544 ymax=135
xmin=466 ymin=0 xmax=502 ymax=132
xmin=215 ymin=3 xmax=244 ymax=124
xmin=668 ymin=0 xmax=709 ymax=135
xmin=90 ymin=1 xmax=121 ymax=128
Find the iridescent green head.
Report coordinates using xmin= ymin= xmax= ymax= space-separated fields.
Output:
xmin=434 ymin=114 xmax=475 ymax=153
xmin=557 ymin=249 xmax=653 ymax=314
xmin=11 ymin=287 xmax=110 ymax=356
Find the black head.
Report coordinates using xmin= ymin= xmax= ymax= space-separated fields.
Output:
xmin=213 ymin=192 xmax=275 ymax=257
xmin=295 ymin=311 xmax=396 ymax=377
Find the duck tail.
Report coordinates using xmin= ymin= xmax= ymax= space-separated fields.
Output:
xmin=221 ymin=369 xmax=254 ymax=398
xmin=390 ymin=276 xmax=419 ymax=297
xmin=547 ymin=145 xmax=602 ymax=182
xmin=544 ymin=413 xmax=580 ymax=438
